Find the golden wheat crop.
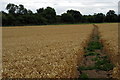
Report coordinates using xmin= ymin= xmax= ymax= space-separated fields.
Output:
xmin=97 ymin=23 xmax=120 ymax=79
xmin=2 ymin=24 xmax=93 ymax=78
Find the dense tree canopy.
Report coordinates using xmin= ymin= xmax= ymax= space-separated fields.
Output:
xmin=61 ymin=13 xmax=74 ymax=23
xmin=37 ymin=8 xmax=44 ymax=14
xmin=67 ymin=10 xmax=82 ymax=23
xmin=118 ymin=14 xmax=120 ymax=22
xmin=1 ymin=3 xmax=119 ymax=26
xmin=105 ymin=10 xmax=118 ymax=22
xmin=42 ymin=7 xmax=56 ymax=24
xmin=17 ymin=4 xmax=28 ymax=14
xmin=94 ymin=13 xmax=105 ymax=23
xmin=6 ymin=3 xmax=18 ymax=14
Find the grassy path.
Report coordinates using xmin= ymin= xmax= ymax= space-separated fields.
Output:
xmin=78 ymin=24 xmax=114 ymax=78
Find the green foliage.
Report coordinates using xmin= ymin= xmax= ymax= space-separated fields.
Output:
xmin=91 ymin=55 xmax=114 ymax=71
xmin=80 ymin=73 xmax=88 ymax=78
xmin=78 ymin=55 xmax=114 ymax=71
xmin=56 ymin=15 xmax=61 ymax=24
xmin=6 ymin=3 xmax=18 ymax=14
xmin=17 ymin=4 xmax=27 ymax=14
xmin=2 ymin=3 xmax=119 ymax=26
xmin=95 ymin=63 xmax=114 ymax=71
xmin=42 ymin=7 xmax=56 ymax=24
xmin=37 ymin=8 xmax=44 ymax=14
xmin=94 ymin=56 xmax=114 ymax=71
xmin=61 ymin=13 xmax=75 ymax=23
xmin=78 ymin=66 xmax=95 ymax=70
xmin=67 ymin=10 xmax=82 ymax=23
xmin=118 ymin=15 xmax=120 ymax=22
xmin=91 ymin=56 xmax=100 ymax=61
xmin=87 ymin=41 xmax=103 ymax=51
xmin=94 ymin=13 xmax=105 ymax=23
xmin=105 ymin=10 xmax=118 ymax=22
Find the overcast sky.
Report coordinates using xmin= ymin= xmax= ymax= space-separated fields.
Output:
xmin=0 ymin=0 xmax=119 ymax=15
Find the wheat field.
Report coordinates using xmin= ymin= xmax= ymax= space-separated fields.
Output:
xmin=2 ymin=25 xmax=93 ymax=78
xmin=97 ymin=23 xmax=120 ymax=79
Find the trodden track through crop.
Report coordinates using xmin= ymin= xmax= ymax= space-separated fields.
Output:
xmin=78 ymin=24 xmax=114 ymax=78
xmin=2 ymin=24 xmax=93 ymax=78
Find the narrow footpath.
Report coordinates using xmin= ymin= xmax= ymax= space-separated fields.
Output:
xmin=78 ymin=24 xmax=114 ymax=78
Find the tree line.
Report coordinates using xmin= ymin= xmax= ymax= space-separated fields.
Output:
xmin=1 ymin=3 xmax=120 ymax=26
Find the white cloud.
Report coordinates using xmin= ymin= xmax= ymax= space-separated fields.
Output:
xmin=0 ymin=0 xmax=119 ymax=15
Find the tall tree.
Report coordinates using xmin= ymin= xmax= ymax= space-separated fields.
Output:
xmin=6 ymin=3 xmax=18 ymax=14
xmin=61 ymin=13 xmax=74 ymax=23
xmin=37 ymin=8 xmax=44 ymax=14
xmin=17 ymin=4 xmax=27 ymax=14
xmin=105 ymin=10 xmax=118 ymax=22
xmin=42 ymin=7 xmax=56 ymax=24
xmin=67 ymin=10 xmax=82 ymax=23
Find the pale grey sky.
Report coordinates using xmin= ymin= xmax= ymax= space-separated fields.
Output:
xmin=0 ymin=0 xmax=119 ymax=15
